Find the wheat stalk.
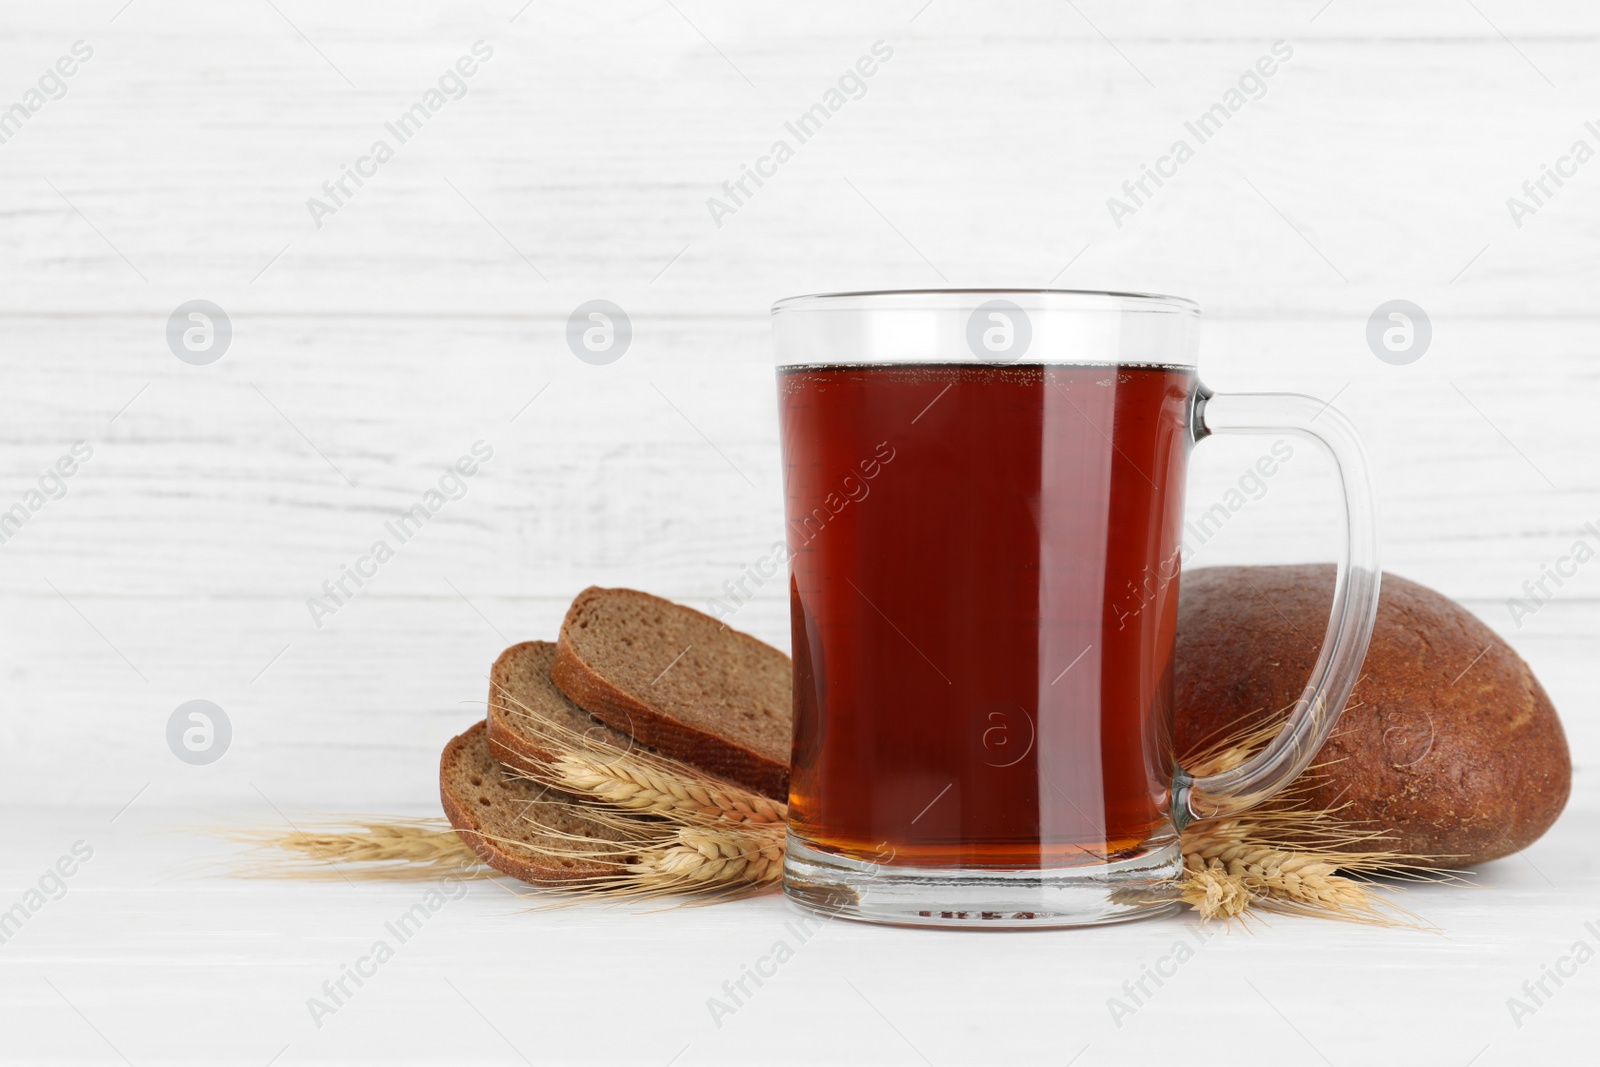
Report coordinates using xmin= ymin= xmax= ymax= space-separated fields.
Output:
xmin=492 ymin=686 xmax=788 ymax=828
xmin=220 ymin=795 xmax=783 ymax=901
xmin=548 ymin=752 xmax=786 ymax=826
xmin=1173 ymin=707 xmax=1450 ymax=925
xmin=227 ymin=818 xmax=493 ymax=881
xmin=584 ymin=823 xmax=786 ymax=900
xmin=433 ymin=814 xmax=784 ymax=903
xmin=1184 ymin=839 xmax=1394 ymax=922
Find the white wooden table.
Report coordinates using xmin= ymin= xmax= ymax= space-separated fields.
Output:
xmin=2 ymin=2 xmax=1597 ymax=1062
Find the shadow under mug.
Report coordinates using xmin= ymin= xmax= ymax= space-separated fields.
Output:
xmin=772 ymin=290 xmax=1380 ymax=928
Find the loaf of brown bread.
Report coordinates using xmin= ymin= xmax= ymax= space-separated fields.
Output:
xmin=551 ymin=587 xmax=792 ymax=799
xmin=1174 ymin=564 xmax=1570 ymax=865
xmin=439 ymin=721 xmax=630 ymax=883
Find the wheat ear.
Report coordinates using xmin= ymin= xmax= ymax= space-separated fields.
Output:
xmin=1178 ymin=865 xmax=1252 ymax=919
xmin=226 ymin=819 xmax=493 ymax=881
xmin=1184 ymin=840 xmax=1398 ymax=923
xmin=491 ymin=685 xmax=787 ymax=826
xmin=546 ymin=752 xmax=785 ymax=825
xmin=1175 ymin=707 xmax=1452 ymax=924
xmin=553 ymin=821 xmax=787 ymax=902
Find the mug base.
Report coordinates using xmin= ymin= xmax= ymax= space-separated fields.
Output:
xmin=782 ymin=833 xmax=1184 ymax=929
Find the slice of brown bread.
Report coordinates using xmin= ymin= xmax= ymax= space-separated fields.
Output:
xmin=486 ymin=641 xmax=636 ymax=776
xmin=551 ymin=586 xmax=792 ymax=800
xmin=439 ymin=721 xmax=631 ymax=884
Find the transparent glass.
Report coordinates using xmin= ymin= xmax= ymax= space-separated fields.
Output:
xmin=772 ymin=289 xmax=1380 ymax=928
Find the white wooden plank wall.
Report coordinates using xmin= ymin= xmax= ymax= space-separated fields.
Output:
xmin=2 ymin=4 xmax=1599 ymax=1065
xmin=6 ymin=1 xmax=1593 ymax=807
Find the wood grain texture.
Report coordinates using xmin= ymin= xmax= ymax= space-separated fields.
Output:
xmin=0 ymin=315 xmax=1593 ymax=601
xmin=0 ymin=801 xmax=1593 ymax=1064
xmin=1 ymin=3 xmax=1596 ymax=1061
xmin=1 ymin=2 xmax=1599 ymax=317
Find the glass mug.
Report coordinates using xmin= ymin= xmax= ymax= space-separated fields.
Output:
xmin=772 ymin=290 xmax=1380 ymax=928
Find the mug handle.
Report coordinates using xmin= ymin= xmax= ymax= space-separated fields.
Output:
xmin=1171 ymin=387 xmax=1382 ymax=826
